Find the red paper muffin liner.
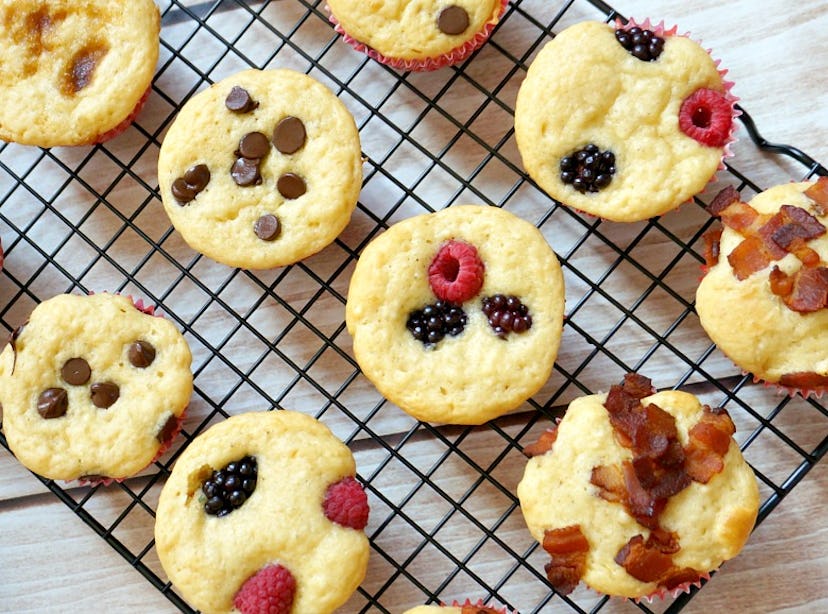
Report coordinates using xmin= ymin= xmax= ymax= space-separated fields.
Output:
xmin=74 ymin=293 xmax=188 ymax=487
xmin=85 ymin=84 xmax=153 ymax=145
xmin=327 ymin=0 xmax=508 ymax=71
xmin=443 ymin=598 xmax=512 ymax=613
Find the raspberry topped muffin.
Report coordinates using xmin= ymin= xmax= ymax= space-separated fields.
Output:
xmin=346 ymin=205 xmax=565 ymax=425
xmin=327 ymin=0 xmax=508 ymax=71
xmin=696 ymin=178 xmax=828 ymax=394
xmin=517 ymin=374 xmax=759 ymax=599
xmin=154 ymin=410 xmax=370 ymax=614
xmin=0 ymin=0 xmax=160 ymax=146
xmin=515 ymin=19 xmax=736 ymax=222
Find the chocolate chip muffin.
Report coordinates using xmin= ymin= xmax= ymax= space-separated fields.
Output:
xmin=158 ymin=68 xmax=363 ymax=270
xmin=517 ymin=374 xmax=759 ymax=599
xmin=346 ymin=204 xmax=565 ymax=425
xmin=515 ymin=19 xmax=736 ymax=222
xmin=0 ymin=293 xmax=192 ymax=482
xmin=0 ymin=0 xmax=160 ymax=146
xmin=154 ymin=410 xmax=370 ymax=614
xmin=327 ymin=0 xmax=508 ymax=71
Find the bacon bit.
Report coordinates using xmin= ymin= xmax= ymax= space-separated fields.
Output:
xmin=542 ymin=525 xmax=590 ymax=596
xmin=614 ymin=534 xmax=674 ymax=583
xmin=762 ymin=205 xmax=826 ymax=253
xmin=684 ymin=406 xmax=735 ymax=484
xmin=661 ymin=567 xmax=703 ymax=590
xmin=590 ymin=464 xmax=626 ymax=502
xmin=523 ymin=427 xmax=558 ymax=458
xmin=615 ymin=535 xmax=703 ymax=588
xmin=702 ymin=227 xmax=722 ymax=271
xmin=795 ymin=246 xmax=821 ymax=267
xmin=460 ymin=605 xmax=503 ymax=614
xmin=622 ymin=460 xmax=666 ymax=530
xmin=719 ymin=200 xmax=767 ymax=234
xmin=621 ymin=372 xmax=656 ymax=399
xmin=779 ymin=371 xmax=828 ymax=389
xmin=647 ymin=527 xmax=681 ymax=555
xmin=768 ymin=266 xmax=793 ymax=296
xmin=707 ymin=185 xmax=741 ymax=216
xmin=604 ymin=375 xmax=656 ymax=448
xmin=784 ymin=266 xmax=828 ymax=313
xmin=727 ymin=235 xmax=774 ymax=280
xmin=804 ymin=176 xmax=828 ymax=212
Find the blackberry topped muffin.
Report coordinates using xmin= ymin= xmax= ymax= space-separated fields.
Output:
xmin=515 ymin=19 xmax=736 ymax=222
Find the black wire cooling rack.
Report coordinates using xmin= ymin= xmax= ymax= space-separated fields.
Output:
xmin=1 ymin=1 xmax=826 ymax=613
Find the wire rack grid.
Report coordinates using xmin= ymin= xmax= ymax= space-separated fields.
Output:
xmin=1 ymin=0 xmax=826 ymax=613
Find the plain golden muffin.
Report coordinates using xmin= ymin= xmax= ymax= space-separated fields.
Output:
xmin=327 ymin=0 xmax=506 ymax=69
xmin=515 ymin=20 xmax=734 ymax=222
xmin=154 ymin=410 xmax=370 ymax=614
xmin=346 ymin=205 xmax=565 ymax=425
xmin=158 ymin=69 xmax=362 ymax=270
xmin=696 ymin=179 xmax=828 ymax=393
xmin=0 ymin=0 xmax=160 ymax=146
xmin=518 ymin=376 xmax=758 ymax=599
xmin=0 ymin=293 xmax=192 ymax=481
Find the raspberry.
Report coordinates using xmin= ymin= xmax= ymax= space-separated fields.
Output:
xmin=233 ymin=564 xmax=296 ymax=614
xmin=679 ymin=88 xmax=733 ymax=148
xmin=428 ymin=240 xmax=485 ymax=303
xmin=323 ymin=476 xmax=369 ymax=530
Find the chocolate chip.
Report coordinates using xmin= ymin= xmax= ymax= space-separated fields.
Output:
xmin=172 ymin=164 xmax=211 ymax=204
xmin=273 ymin=116 xmax=306 ymax=154
xmin=61 ymin=357 xmax=91 ymax=386
xmin=254 ymin=214 xmax=281 ymax=241
xmin=37 ymin=388 xmax=68 ymax=419
xmin=277 ymin=173 xmax=306 ymax=199
xmin=231 ymin=157 xmax=261 ymax=187
xmin=9 ymin=321 xmax=26 ymax=374
xmin=156 ymin=413 xmax=179 ymax=444
xmin=184 ymin=164 xmax=211 ymax=191
xmin=437 ymin=5 xmax=470 ymax=35
xmin=237 ymin=132 xmax=270 ymax=160
xmin=225 ymin=85 xmax=259 ymax=113
xmin=128 ymin=340 xmax=156 ymax=368
xmin=91 ymin=382 xmax=119 ymax=409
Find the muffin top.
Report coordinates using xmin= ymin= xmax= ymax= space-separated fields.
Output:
xmin=0 ymin=0 xmax=160 ymax=146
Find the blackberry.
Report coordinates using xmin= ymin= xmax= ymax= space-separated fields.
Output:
xmin=202 ymin=455 xmax=258 ymax=517
xmin=559 ymin=144 xmax=616 ymax=193
xmin=482 ymin=294 xmax=532 ymax=339
xmin=406 ymin=300 xmax=467 ymax=346
xmin=615 ymin=26 xmax=665 ymax=62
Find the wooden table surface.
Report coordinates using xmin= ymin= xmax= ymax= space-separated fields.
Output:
xmin=1 ymin=0 xmax=826 ymax=613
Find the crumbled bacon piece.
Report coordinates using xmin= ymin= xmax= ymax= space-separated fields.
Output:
xmin=784 ymin=266 xmax=828 ymax=313
xmin=590 ymin=464 xmax=625 ymax=503
xmin=542 ymin=525 xmax=590 ymax=596
xmin=778 ymin=371 xmax=828 ymax=389
xmin=804 ymin=176 xmax=828 ymax=212
xmin=460 ymin=604 xmax=503 ymax=614
xmin=769 ymin=266 xmax=793 ymax=297
xmin=707 ymin=185 xmax=741 ymax=216
xmin=720 ymin=200 xmax=767 ymax=234
xmin=761 ymin=205 xmax=825 ymax=253
xmin=727 ymin=235 xmax=774 ymax=280
xmin=684 ymin=406 xmax=735 ymax=484
xmin=523 ymin=427 xmax=558 ymax=458
xmin=702 ymin=227 xmax=722 ymax=271
xmin=615 ymin=534 xmax=703 ymax=588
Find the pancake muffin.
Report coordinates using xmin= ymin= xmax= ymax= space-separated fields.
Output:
xmin=346 ymin=204 xmax=565 ymax=425
xmin=0 ymin=0 xmax=160 ymax=146
xmin=154 ymin=410 xmax=370 ymax=614
xmin=158 ymin=68 xmax=363 ymax=269
xmin=0 ymin=293 xmax=192 ymax=482
xmin=696 ymin=178 xmax=828 ymax=394
xmin=518 ymin=374 xmax=759 ymax=599
xmin=327 ymin=0 xmax=508 ymax=71
xmin=515 ymin=19 xmax=736 ymax=222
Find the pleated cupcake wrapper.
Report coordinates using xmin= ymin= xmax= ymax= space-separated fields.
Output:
xmin=445 ymin=598 xmax=512 ymax=613
xmin=327 ymin=0 xmax=508 ymax=72
xmin=74 ymin=293 xmax=188 ymax=487
xmin=574 ymin=18 xmax=739 ymax=223
xmin=581 ymin=570 xmax=712 ymax=605
xmin=85 ymin=83 xmax=152 ymax=145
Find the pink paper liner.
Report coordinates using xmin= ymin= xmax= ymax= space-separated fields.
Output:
xmin=327 ymin=0 xmax=508 ymax=71
xmin=445 ymin=598 xmax=512 ymax=613
xmin=72 ymin=293 xmax=188 ymax=487
xmin=85 ymin=84 xmax=152 ymax=145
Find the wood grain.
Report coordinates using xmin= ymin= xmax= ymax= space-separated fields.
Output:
xmin=1 ymin=0 xmax=826 ymax=613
